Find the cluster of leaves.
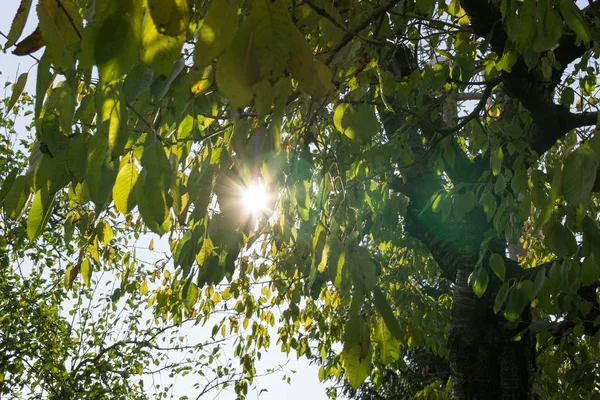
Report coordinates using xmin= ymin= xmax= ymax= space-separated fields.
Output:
xmin=0 ymin=91 xmax=283 ymax=399
xmin=2 ymin=0 xmax=600 ymax=398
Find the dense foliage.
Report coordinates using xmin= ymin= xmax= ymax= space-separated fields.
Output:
xmin=2 ymin=0 xmax=600 ymax=398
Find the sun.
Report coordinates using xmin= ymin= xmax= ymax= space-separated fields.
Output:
xmin=241 ymin=182 xmax=269 ymax=216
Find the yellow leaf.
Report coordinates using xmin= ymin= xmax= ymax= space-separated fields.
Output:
xmin=140 ymin=279 xmax=149 ymax=295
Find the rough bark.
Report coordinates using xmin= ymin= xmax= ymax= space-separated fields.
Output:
xmin=404 ymin=202 xmax=536 ymax=399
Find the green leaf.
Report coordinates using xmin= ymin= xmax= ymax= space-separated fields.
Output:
xmin=123 ymin=65 xmax=154 ymax=103
xmin=559 ymin=0 xmax=591 ymax=46
xmin=289 ymin=27 xmax=333 ymax=99
xmin=562 ymin=147 xmax=598 ymax=206
xmin=4 ymin=176 xmax=29 ymax=219
xmin=581 ymin=255 xmax=600 ymax=286
xmin=86 ymin=135 xmax=118 ymax=208
xmin=373 ymin=317 xmax=400 ymax=364
xmin=5 ymin=0 xmax=33 ymax=48
xmin=341 ymin=317 xmax=372 ymax=389
xmin=493 ymin=282 xmax=510 ymax=314
xmin=95 ymin=0 xmax=143 ymax=83
xmin=81 ymin=258 xmax=92 ymax=286
xmin=532 ymin=1 xmax=563 ymax=52
xmin=253 ymin=79 xmax=275 ymax=117
xmin=535 ymin=162 xmax=562 ymax=230
xmin=141 ymin=3 xmax=185 ymax=77
xmin=215 ymin=22 xmax=261 ymax=108
xmin=99 ymin=84 xmax=128 ymax=159
xmin=373 ymin=286 xmax=403 ymax=341
xmin=342 ymin=345 xmax=372 ymax=389
xmin=147 ymin=0 xmax=189 ymax=37
xmin=333 ymin=103 xmax=379 ymax=141
xmin=469 ymin=266 xmax=489 ymax=298
xmin=149 ymin=57 xmax=186 ymax=101
xmin=560 ymin=87 xmax=575 ymax=107
xmin=247 ymin=0 xmax=294 ymax=80
xmin=35 ymin=51 xmax=53 ymax=120
xmin=489 ymin=253 xmax=506 ymax=282
xmin=64 ymin=263 xmax=78 ymax=290
xmin=7 ymin=72 xmax=28 ymax=111
xmin=532 ymin=268 xmax=547 ymax=298
xmin=194 ymin=0 xmax=239 ymax=69
xmin=491 ymin=146 xmax=504 ymax=176
xmin=494 ymin=173 xmax=506 ymax=194
xmin=37 ymin=0 xmax=81 ymax=75
xmin=27 ymin=189 xmax=55 ymax=241
xmin=504 ymin=284 xmax=528 ymax=322
xmin=454 ymin=192 xmax=475 ymax=219
xmin=182 ymin=279 xmax=199 ymax=310
xmin=547 ymin=221 xmax=578 ymax=257
xmin=0 ymin=169 xmax=18 ymax=203
xmin=505 ymin=0 xmax=536 ymax=52
xmin=97 ymin=219 xmax=114 ymax=245
xmin=416 ymin=0 xmax=435 ymax=15
xmin=135 ymin=169 xmax=172 ymax=234
xmin=66 ymin=134 xmax=88 ymax=182
xmin=113 ymin=159 xmax=139 ymax=214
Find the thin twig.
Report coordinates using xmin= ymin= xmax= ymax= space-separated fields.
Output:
xmin=56 ymin=0 xmax=82 ymax=40
xmin=325 ymin=0 xmax=402 ymax=64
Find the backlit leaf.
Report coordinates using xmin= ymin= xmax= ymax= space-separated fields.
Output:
xmin=373 ymin=286 xmax=403 ymax=340
xmin=81 ymin=258 xmax=92 ymax=286
xmin=289 ymin=28 xmax=333 ymax=99
xmin=27 ymin=189 xmax=55 ymax=241
xmin=373 ymin=317 xmax=400 ymax=364
xmin=37 ymin=0 xmax=81 ymax=75
xmin=194 ymin=0 xmax=239 ymax=69
xmin=4 ymin=176 xmax=29 ymax=219
xmin=95 ymin=0 xmax=143 ymax=83
xmin=141 ymin=0 xmax=185 ymax=77
xmin=7 ymin=72 xmax=28 ymax=112
xmin=148 ymin=0 xmax=189 ymax=37
xmin=5 ymin=0 xmax=33 ymax=48
xmin=113 ymin=159 xmax=139 ymax=214
xmin=216 ymin=22 xmax=261 ymax=108
xmin=469 ymin=266 xmax=489 ymax=298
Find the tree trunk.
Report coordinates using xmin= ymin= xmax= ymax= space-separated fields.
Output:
xmin=450 ymin=268 xmax=536 ymax=399
xmin=406 ymin=205 xmax=536 ymax=399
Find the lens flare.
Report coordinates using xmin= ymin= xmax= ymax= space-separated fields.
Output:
xmin=241 ymin=182 xmax=268 ymax=216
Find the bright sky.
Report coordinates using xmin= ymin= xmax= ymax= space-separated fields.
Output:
xmin=0 ymin=2 xmax=330 ymax=399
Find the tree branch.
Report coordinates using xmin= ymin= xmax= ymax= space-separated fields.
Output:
xmin=325 ymin=0 xmax=402 ymax=64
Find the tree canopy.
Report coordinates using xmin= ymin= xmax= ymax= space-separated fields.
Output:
xmin=2 ymin=0 xmax=600 ymax=398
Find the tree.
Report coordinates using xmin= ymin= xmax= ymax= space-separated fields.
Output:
xmin=2 ymin=0 xmax=600 ymax=398
xmin=0 ymin=92 xmax=283 ymax=399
